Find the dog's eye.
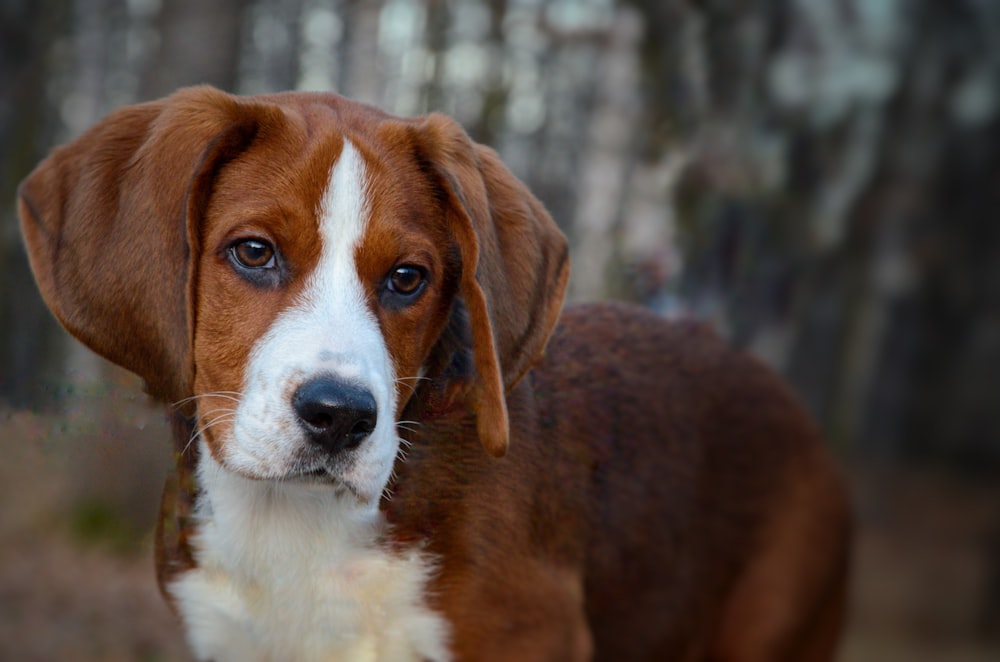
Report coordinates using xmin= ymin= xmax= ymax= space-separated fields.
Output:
xmin=386 ymin=265 xmax=426 ymax=298
xmin=230 ymin=239 xmax=275 ymax=269
xmin=227 ymin=238 xmax=284 ymax=288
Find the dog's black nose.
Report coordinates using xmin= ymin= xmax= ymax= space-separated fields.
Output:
xmin=292 ymin=377 xmax=377 ymax=454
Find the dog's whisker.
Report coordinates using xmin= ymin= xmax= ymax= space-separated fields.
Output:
xmin=198 ymin=411 xmax=237 ymax=432
xmin=198 ymin=406 xmax=238 ymax=419
xmin=179 ymin=401 xmax=240 ymax=453
xmin=394 ymin=376 xmax=430 ymax=397
xmin=172 ymin=392 xmax=244 ymax=411
xmin=192 ymin=410 xmax=238 ymax=435
xmin=199 ymin=392 xmax=244 ymax=404
xmin=184 ymin=409 xmax=237 ymax=454
xmin=171 ymin=393 xmax=206 ymax=408
xmin=381 ymin=472 xmax=398 ymax=502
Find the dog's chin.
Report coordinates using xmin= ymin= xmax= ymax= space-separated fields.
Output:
xmin=285 ymin=465 xmax=364 ymax=498
xmin=218 ymin=455 xmax=370 ymax=502
xmin=215 ymin=434 xmax=396 ymax=505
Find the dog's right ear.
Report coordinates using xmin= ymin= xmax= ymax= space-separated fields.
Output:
xmin=18 ymin=86 xmax=275 ymax=403
xmin=411 ymin=114 xmax=569 ymax=458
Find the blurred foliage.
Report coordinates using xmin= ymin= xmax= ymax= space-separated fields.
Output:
xmin=69 ymin=499 xmax=141 ymax=555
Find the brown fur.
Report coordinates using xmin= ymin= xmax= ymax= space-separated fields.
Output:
xmin=19 ymin=86 xmax=849 ymax=661
xmin=388 ymin=303 xmax=850 ymax=661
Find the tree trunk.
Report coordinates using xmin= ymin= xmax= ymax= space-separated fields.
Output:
xmin=140 ymin=0 xmax=247 ymax=98
xmin=0 ymin=0 xmax=73 ymax=406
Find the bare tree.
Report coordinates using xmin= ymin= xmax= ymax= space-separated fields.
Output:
xmin=0 ymin=0 xmax=73 ymax=406
xmin=338 ymin=0 xmax=384 ymax=104
xmin=140 ymin=0 xmax=248 ymax=98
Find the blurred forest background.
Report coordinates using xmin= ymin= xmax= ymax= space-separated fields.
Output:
xmin=1 ymin=0 xmax=999 ymax=659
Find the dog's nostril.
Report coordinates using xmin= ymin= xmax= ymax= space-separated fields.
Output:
xmin=347 ymin=417 xmax=376 ymax=448
xmin=351 ymin=418 xmax=375 ymax=435
xmin=306 ymin=411 xmax=334 ymax=430
xmin=292 ymin=377 xmax=378 ymax=454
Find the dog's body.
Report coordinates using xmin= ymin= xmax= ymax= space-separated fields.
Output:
xmin=19 ymin=87 xmax=849 ymax=661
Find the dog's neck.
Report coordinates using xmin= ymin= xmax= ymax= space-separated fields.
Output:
xmin=163 ymin=432 xmax=451 ymax=662
xmin=192 ymin=440 xmax=385 ymax=562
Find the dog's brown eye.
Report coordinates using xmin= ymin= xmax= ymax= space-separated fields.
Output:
xmin=231 ymin=239 xmax=275 ymax=269
xmin=387 ymin=265 xmax=425 ymax=296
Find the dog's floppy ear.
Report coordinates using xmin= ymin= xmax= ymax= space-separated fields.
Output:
xmin=416 ymin=114 xmax=570 ymax=457
xmin=18 ymin=86 xmax=272 ymax=403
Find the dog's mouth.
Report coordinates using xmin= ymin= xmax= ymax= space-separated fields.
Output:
xmin=297 ymin=466 xmax=334 ymax=481
xmin=288 ymin=464 xmax=339 ymax=484
xmin=221 ymin=439 xmax=389 ymax=504
xmin=284 ymin=463 xmax=365 ymax=500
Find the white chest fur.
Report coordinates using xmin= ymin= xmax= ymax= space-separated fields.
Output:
xmin=169 ymin=444 xmax=451 ymax=662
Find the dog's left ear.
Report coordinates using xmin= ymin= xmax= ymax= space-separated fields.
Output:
xmin=17 ymin=86 xmax=272 ymax=403
xmin=415 ymin=114 xmax=570 ymax=457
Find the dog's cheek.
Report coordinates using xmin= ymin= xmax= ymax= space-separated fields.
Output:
xmin=190 ymin=259 xmax=272 ymax=449
xmin=379 ymin=319 xmax=422 ymax=408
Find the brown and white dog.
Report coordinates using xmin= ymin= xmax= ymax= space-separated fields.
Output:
xmin=18 ymin=86 xmax=849 ymax=661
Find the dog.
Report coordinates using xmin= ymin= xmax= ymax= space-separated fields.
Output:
xmin=19 ymin=86 xmax=850 ymax=661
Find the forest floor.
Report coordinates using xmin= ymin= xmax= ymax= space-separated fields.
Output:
xmin=1 ymin=392 xmax=998 ymax=661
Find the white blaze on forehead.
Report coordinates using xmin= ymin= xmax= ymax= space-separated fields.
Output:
xmin=306 ymin=139 xmax=373 ymax=335
xmin=223 ymin=139 xmax=399 ymax=500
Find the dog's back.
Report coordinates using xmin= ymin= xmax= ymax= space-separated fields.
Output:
xmin=544 ymin=303 xmax=850 ymax=660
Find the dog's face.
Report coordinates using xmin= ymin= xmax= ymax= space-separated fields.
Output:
xmin=19 ymin=87 xmax=569 ymax=502
xmin=192 ymin=137 xmax=458 ymax=499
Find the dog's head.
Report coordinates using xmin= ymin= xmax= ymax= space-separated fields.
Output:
xmin=19 ymin=86 xmax=568 ymax=502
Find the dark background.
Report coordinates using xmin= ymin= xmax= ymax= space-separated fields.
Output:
xmin=1 ymin=0 xmax=998 ymax=659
